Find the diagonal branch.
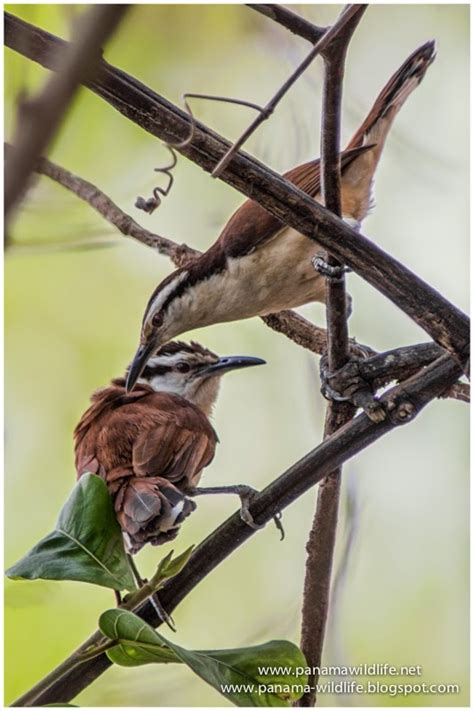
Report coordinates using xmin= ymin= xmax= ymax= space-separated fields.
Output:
xmin=4 ymin=5 xmax=128 ymax=224
xmin=13 ymin=352 xmax=462 ymax=706
xmin=4 ymin=12 xmax=469 ymax=367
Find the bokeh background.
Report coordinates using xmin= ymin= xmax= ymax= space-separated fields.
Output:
xmin=5 ymin=4 xmax=469 ymax=707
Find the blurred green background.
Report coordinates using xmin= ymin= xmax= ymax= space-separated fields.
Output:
xmin=5 ymin=4 xmax=469 ymax=707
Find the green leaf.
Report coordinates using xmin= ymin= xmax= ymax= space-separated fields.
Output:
xmin=6 ymin=474 xmax=135 ymax=591
xmin=99 ymin=609 xmax=308 ymax=706
xmin=155 ymin=545 xmax=194 ymax=581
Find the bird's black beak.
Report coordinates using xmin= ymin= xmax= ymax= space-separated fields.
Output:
xmin=126 ymin=341 xmax=157 ymax=392
xmin=201 ymin=355 xmax=266 ymax=377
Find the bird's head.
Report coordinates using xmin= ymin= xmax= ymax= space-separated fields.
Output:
xmin=126 ymin=268 xmax=205 ymax=392
xmin=126 ymin=340 xmax=265 ymax=415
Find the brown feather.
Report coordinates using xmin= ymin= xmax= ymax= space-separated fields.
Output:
xmin=74 ymin=381 xmax=217 ymax=552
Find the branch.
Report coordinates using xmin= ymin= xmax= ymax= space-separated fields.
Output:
xmin=4 ymin=12 xmax=469 ymax=367
xmin=4 ymin=5 xmax=127 ymax=223
xmin=298 ymin=9 xmax=365 ymax=705
xmin=14 ymin=352 xmax=462 ymax=705
xmin=5 ymin=143 xmax=199 ymax=267
xmin=211 ymin=5 xmax=367 ymax=177
xmin=247 ymin=4 xmax=327 ymax=44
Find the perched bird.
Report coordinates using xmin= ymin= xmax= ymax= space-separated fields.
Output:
xmin=74 ymin=341 xmax=269 ymax=555
xmin=126 ymin=41 xmax=436 ymax=391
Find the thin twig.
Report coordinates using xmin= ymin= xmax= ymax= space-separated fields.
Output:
xmin=12 ymin=353 xmax=462 ymax=706
xmin=212 ymin=5 xmax=366 ymax=177
xmin=298 ymin=8 xmax=366 ymax=705
xmin=248 ymin=4 xmax=327 ymax=45
xmin=4 ymin=5 xmax=128 ymax=224
xmin=5 ymin=143 xmax=199 ymax=268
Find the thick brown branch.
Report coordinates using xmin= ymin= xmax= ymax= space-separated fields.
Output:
xmin=4 ymin=12 xmax=469 ymax=366
xmin=14 ymin=353 xmax=462 ymax=706
xmin=4 ymin=5 xmax=127 ymax=223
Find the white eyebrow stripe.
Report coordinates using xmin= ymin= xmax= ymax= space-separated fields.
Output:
xmin=147 ymin=353 xmax=190 ymax=367
xmin=147 ymin=271 xmax=189 ymax=318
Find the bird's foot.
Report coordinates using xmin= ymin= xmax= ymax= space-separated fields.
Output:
xmin=188 ymin=485 xmax=285 ymax=540
xmin=237 ymin=486 xmax=285 ymax=541
xmin=320 ymin=353 xmax=386 ymax=423
xmin=312 ymin=253 xmax=352 ymax=280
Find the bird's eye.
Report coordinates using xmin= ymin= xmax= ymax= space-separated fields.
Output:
xmin=151 ymin=312 xmax=163 ymax=328
xmin=176 ymin=362 xmax=191 ymax=373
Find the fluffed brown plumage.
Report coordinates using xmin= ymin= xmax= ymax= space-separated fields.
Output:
xmin=74 ymin=378 xmax=217 ymax=553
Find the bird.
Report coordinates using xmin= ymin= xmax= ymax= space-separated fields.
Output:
xmin=126 ymin=41 xmax=436 ymax=392
xmin=74 ymin=340 xmax=275 ymax=558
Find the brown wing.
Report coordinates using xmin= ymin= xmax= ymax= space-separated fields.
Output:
xmin=218 ymin=146 xmax=372 ymax=259
xmin=74 ymin=381 xmax=154 ymax=478
xmin=75 ymin=386 xmax=216 ymax=491
xmin=131 ymin=392 xmax=217 ymax=489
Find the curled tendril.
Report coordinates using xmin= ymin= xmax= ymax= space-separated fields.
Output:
xmin=135 ymin=93 xmax=266 ymax=215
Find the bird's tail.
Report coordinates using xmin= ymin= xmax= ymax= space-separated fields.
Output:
xmin=115 ymin=476 xmax=196 ymax=554
xmin=348 ymin=40 xmax=436 ymax=152
xmin=340 ymin=41 xmax=436 ymax=222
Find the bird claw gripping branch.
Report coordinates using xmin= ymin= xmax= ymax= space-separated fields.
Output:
xmin=312 ymin=253 xmax=352 ymax=280
xmin=320 ymin=352 xmax=387 ymax=424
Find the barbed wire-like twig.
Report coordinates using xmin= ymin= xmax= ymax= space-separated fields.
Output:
xmin=297 ymin=8 xmax=366 ymax=705
xmin=4 ymin=5 xmax=128 ymax=226
xmin=4 ymin=11 xmax=469 ymax=368
xmin=12 ymin=352 xmax=462 ymax=706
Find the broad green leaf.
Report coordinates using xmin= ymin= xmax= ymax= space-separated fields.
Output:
xmin=6 ymin=474 xmax=135 ymax=591
xmin=99 ymin=609 xmax=308 ymax=706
